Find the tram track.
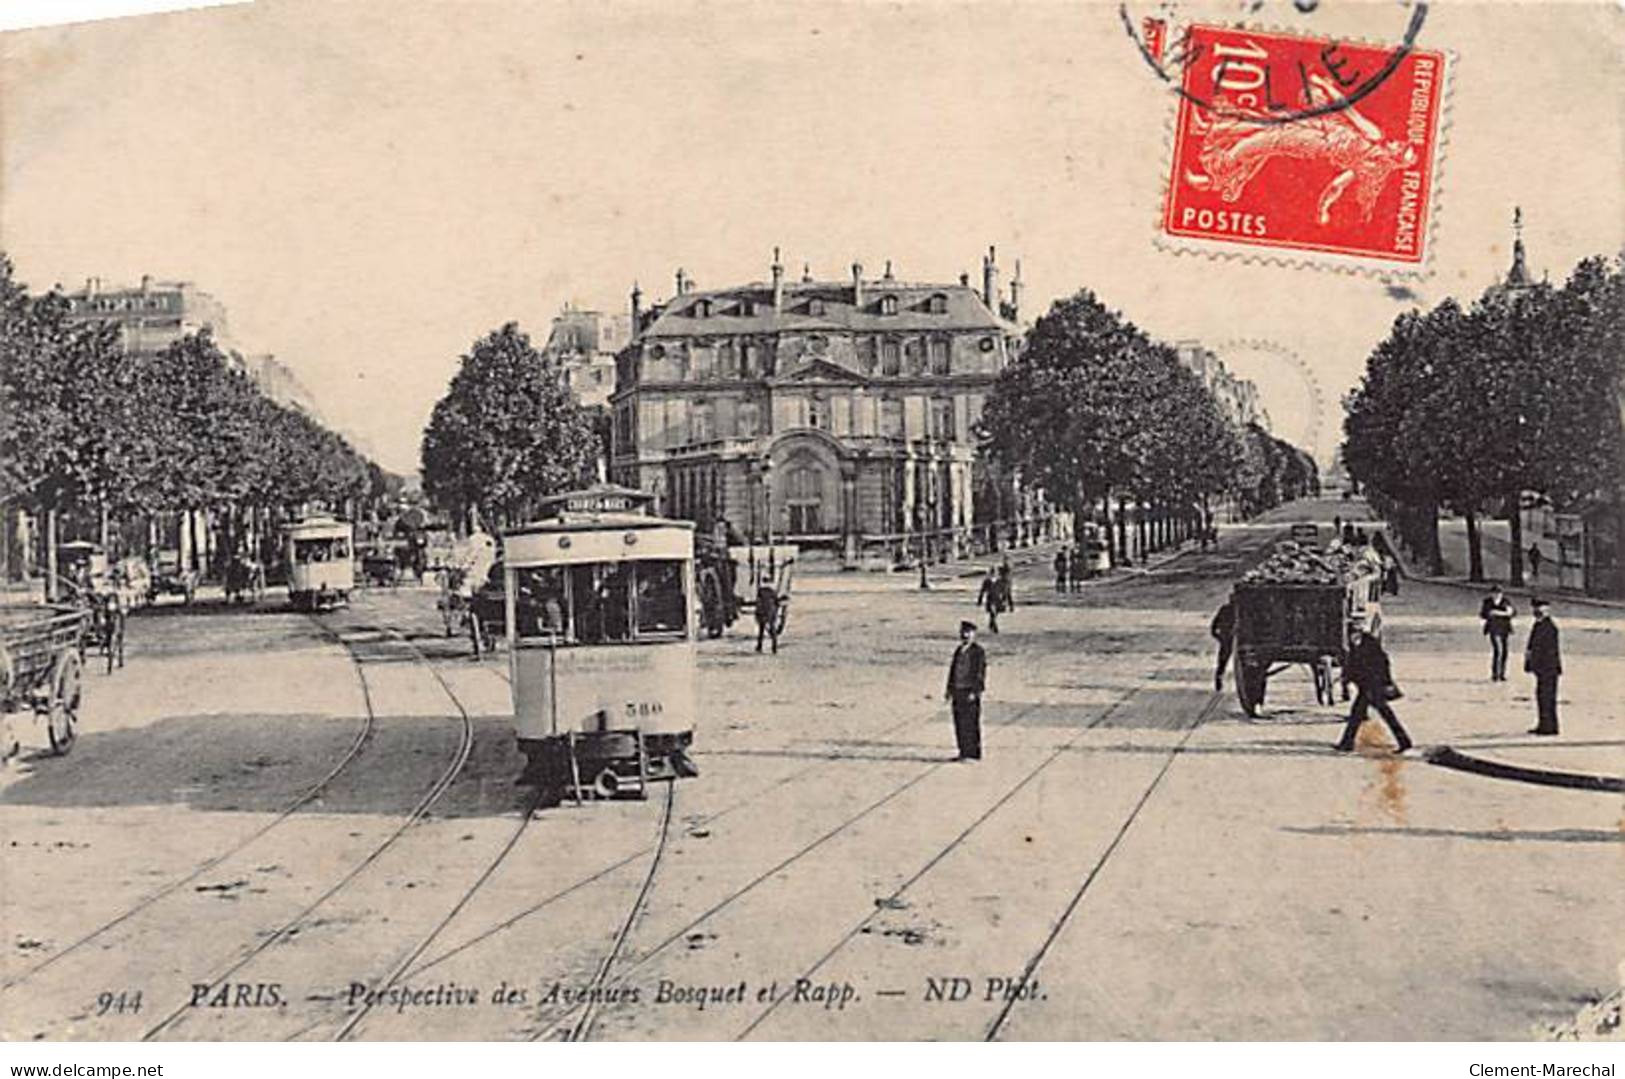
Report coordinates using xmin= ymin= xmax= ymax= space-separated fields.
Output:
xmin=141 ymin=616 xmax=478 ymax=1041
xmin=512 ymin=620 xmax=1188 ymax=1041
xmin=0 ymin=612 xmax=378 ymax=996
xmin=508 ymin=612 xmax=1224 ymax=1041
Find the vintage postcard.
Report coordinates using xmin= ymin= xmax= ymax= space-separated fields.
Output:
xmin=1 ymin=0 xmax=1621 ymax=1060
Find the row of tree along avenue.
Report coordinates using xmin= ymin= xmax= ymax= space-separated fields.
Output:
xmin=1 ymin=255 xmax=382 ymax=588
xmin=420 ymin=323 xmax=601 ymax=532
xmin=979 ymin=289 xmax=1318 ymax=565
xmin=1343 ymin=254 xmax=1624 ymax=589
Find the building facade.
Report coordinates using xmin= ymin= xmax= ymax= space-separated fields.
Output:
xmin=1175 ymin=341 xmax=1269 ymax=431
xmin=610 ymin=249 xmax=1052 ymax=564
xmin=64 ymin=276 xmax=230 ymax=355
xmin=541 ymin=306 xmax=630 ymax=410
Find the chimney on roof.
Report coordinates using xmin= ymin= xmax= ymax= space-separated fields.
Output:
xmin=959 ymin=272 xmax=970 ymax=287
xmin=630 ymin=281 xmax=643 ymax=333
xmin=85 ymin=277 xmax=98 ymax=296
xmin=801 ymin=262 xmax=812 ymax=284
xmin=1008 ymin=259 xmax=1023 ymax=321
xmin=771 ymin=247 xmax=785 ymax=313
xmin=982 ymin=246 xmax=999 ymax=309
xmin=676 ymin=268 xmax=691 ymax=296
xmin=140 ymin=275 xmax=152 ymax=292
xmin=851 ymin=262 xmax=864 ymax=307
xmin=882 ymin=260 xmax=894 ymax=281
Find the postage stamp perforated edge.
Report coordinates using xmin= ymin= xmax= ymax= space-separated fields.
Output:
xmin=1149 ymin=21 xmax=1457 ymax=280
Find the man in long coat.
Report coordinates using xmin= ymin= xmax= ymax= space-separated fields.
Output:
xmin=1524 ymin=598 xmax=1562 ymax=735
xmin=1334 ymin=619 xmax=1413 ymax=754
xmin=944 ymin=620 xmax=987 ymax=761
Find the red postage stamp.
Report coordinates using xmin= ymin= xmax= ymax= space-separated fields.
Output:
xmin=1161 ymin=25 xmax=1447 ymax=270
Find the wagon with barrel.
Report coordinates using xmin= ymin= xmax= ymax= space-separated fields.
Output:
xmin=1 ymin=606 xmax=89 ymax=761
xmin=1230 ymin=541 xmax=1382 ymax=717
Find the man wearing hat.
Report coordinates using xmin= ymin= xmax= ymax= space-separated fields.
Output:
xmin=1334 ymin=614 xmax=1413 ymax=754
xmin=944 ymin=620 xmax=987 ymax=761
xmin=1479 ymin=583 xmax=1516 ymax=681
xmin=1524 ymin=598 xmax=1562 ymax=735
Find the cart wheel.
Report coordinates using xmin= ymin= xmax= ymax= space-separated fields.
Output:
xmin=47 ymin=650 xmax=82 ymax=756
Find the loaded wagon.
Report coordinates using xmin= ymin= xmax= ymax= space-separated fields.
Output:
xmin=1230 ymin=541 xmax=1381 ymax=717
xmin=1 ymin=606 xmax=89 ymax=760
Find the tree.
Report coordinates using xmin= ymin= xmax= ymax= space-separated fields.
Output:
xmin=421 ymin=323 xmax=600 ymax=528
xmin=980 ymin=289 xmax=1243 ymax=562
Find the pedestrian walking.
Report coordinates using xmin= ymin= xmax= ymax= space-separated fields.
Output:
xmin=754 ymin=583 xmax=780 ymax=654
xmin=1210 ymin=599 xmax=1235 ymax=692
xmin=1523 ymin=597 xmax=1561 ymax=735
xmin=1069 ymin=546 xmax=1086 ymax=591
xmin=1527 ymin=544 xmax=1544 ymax=581
xmin=1054 ymin=547 xmax=1070 ymax=593
xmin=976 ymin=568 xmax=1001 ymax=634
xmin=1334 ymin=617 xmax=1413 ymax=754
xmin=1478 ymin=584 xmax=1515 ymax=681
xmin=998 ymin=561 xmax=1015 ymax=612
xmin=944 ymin=620 xmax=986 ymax=760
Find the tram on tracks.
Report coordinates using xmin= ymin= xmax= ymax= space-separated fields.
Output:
xmin=284 ymin=515 xmax=355 ymax=611
xmin=503 ymin=485 xmax=698 ymax=804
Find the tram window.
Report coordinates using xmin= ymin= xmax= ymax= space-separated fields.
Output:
xmin=634 ymin=560 xmax=687 ymax=636
xmin=567 ymin=563 xmax=633 ymax=644
xmin=513 ymin=567 xmax=568 ymax=639
xmin=538 ymin=561 xmax=688 ymax=644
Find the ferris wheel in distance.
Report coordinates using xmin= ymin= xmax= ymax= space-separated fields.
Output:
xmin=1211 ymin=338 xmax=1333 ymax=467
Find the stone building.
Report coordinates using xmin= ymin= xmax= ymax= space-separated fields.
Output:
xmin=64 ymin=275 xmax=230 ymax=355
xmin=541 ymin=305 xmax=630 ymax=409
xmin=1175 ymin=342 xmax=1269 ymax=431
xmin=609 ymin=249 xmax=1055 ymax=564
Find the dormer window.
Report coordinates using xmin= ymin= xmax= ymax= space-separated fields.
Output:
xmin=738 ymin=300 xmax=755 ymax=317
xmin=807 ymin=298 xmax=826 ymax=316
xmin=927 ymin=292 xmax=948 ymax=314
xmin=694 ymin=299 xmax=713 ymax=318
xmin=880 ymin=294 xmax=899 ymax=316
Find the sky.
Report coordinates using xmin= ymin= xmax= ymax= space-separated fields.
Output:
xmin=2 ymin=0 xmax=1621 ymax=473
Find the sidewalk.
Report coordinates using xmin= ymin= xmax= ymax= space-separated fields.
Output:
xmin=1427 ymin=516 xmax=1625 ymax=611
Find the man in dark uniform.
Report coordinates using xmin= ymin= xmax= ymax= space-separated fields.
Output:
xmin=1524 ymin=597 xmax=1561 ymax=735
xmin=1210 ymin=599 xmax=1236 ymax=692
xmin=1334 ymin=619 xmax=1413 ymax=754
xmin=755 ymin=583 xmax=780 ymax=654
xmin=944 ymin=620 xmax=986 ymax=760
xmin=1479 ymin=584 xmax=1515 ymax=681
xmin=976 ymin=568 xmax=1001 ymax=634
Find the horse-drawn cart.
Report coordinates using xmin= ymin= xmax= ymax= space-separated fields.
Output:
xmin=1231 ymin=541 xmax=1381 ymax=717
xmin=1 ymin=606 xmax=88 ymax=760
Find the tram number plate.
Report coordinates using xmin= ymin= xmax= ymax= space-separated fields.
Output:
xmin=624 ymin=701 xmax=664 ymax=720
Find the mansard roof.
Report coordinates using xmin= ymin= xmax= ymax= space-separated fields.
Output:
xmin=639 ymin=280 xmax=1008 ymax=339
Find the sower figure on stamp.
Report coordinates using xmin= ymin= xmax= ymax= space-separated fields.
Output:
xmin=1524 ymin=598 xmax=1561 ymax=736
xmin=1334 ymin=616 xmax=1413 ymax=755
xmin=1479 ymin=584 xmax=1515 ymax=682
xmin=944 ymin=620 xmax=986 ymax=761
xmin=1210 ymin=599 xmax=1235 ymax=693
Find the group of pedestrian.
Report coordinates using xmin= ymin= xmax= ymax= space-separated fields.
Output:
xmin=1052 ymin=546 xmax=1088 ymax=593
xmin=977 ymin=558 xmax=1015 ymax=633
xmin=1479 ymin=584 xmax=1563 ymax=734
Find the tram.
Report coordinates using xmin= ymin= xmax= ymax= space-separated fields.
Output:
xmin=503 ymin=485 xmax=698 ymax=803
xmin=284 ymin=516 xmax=355 ymax=611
